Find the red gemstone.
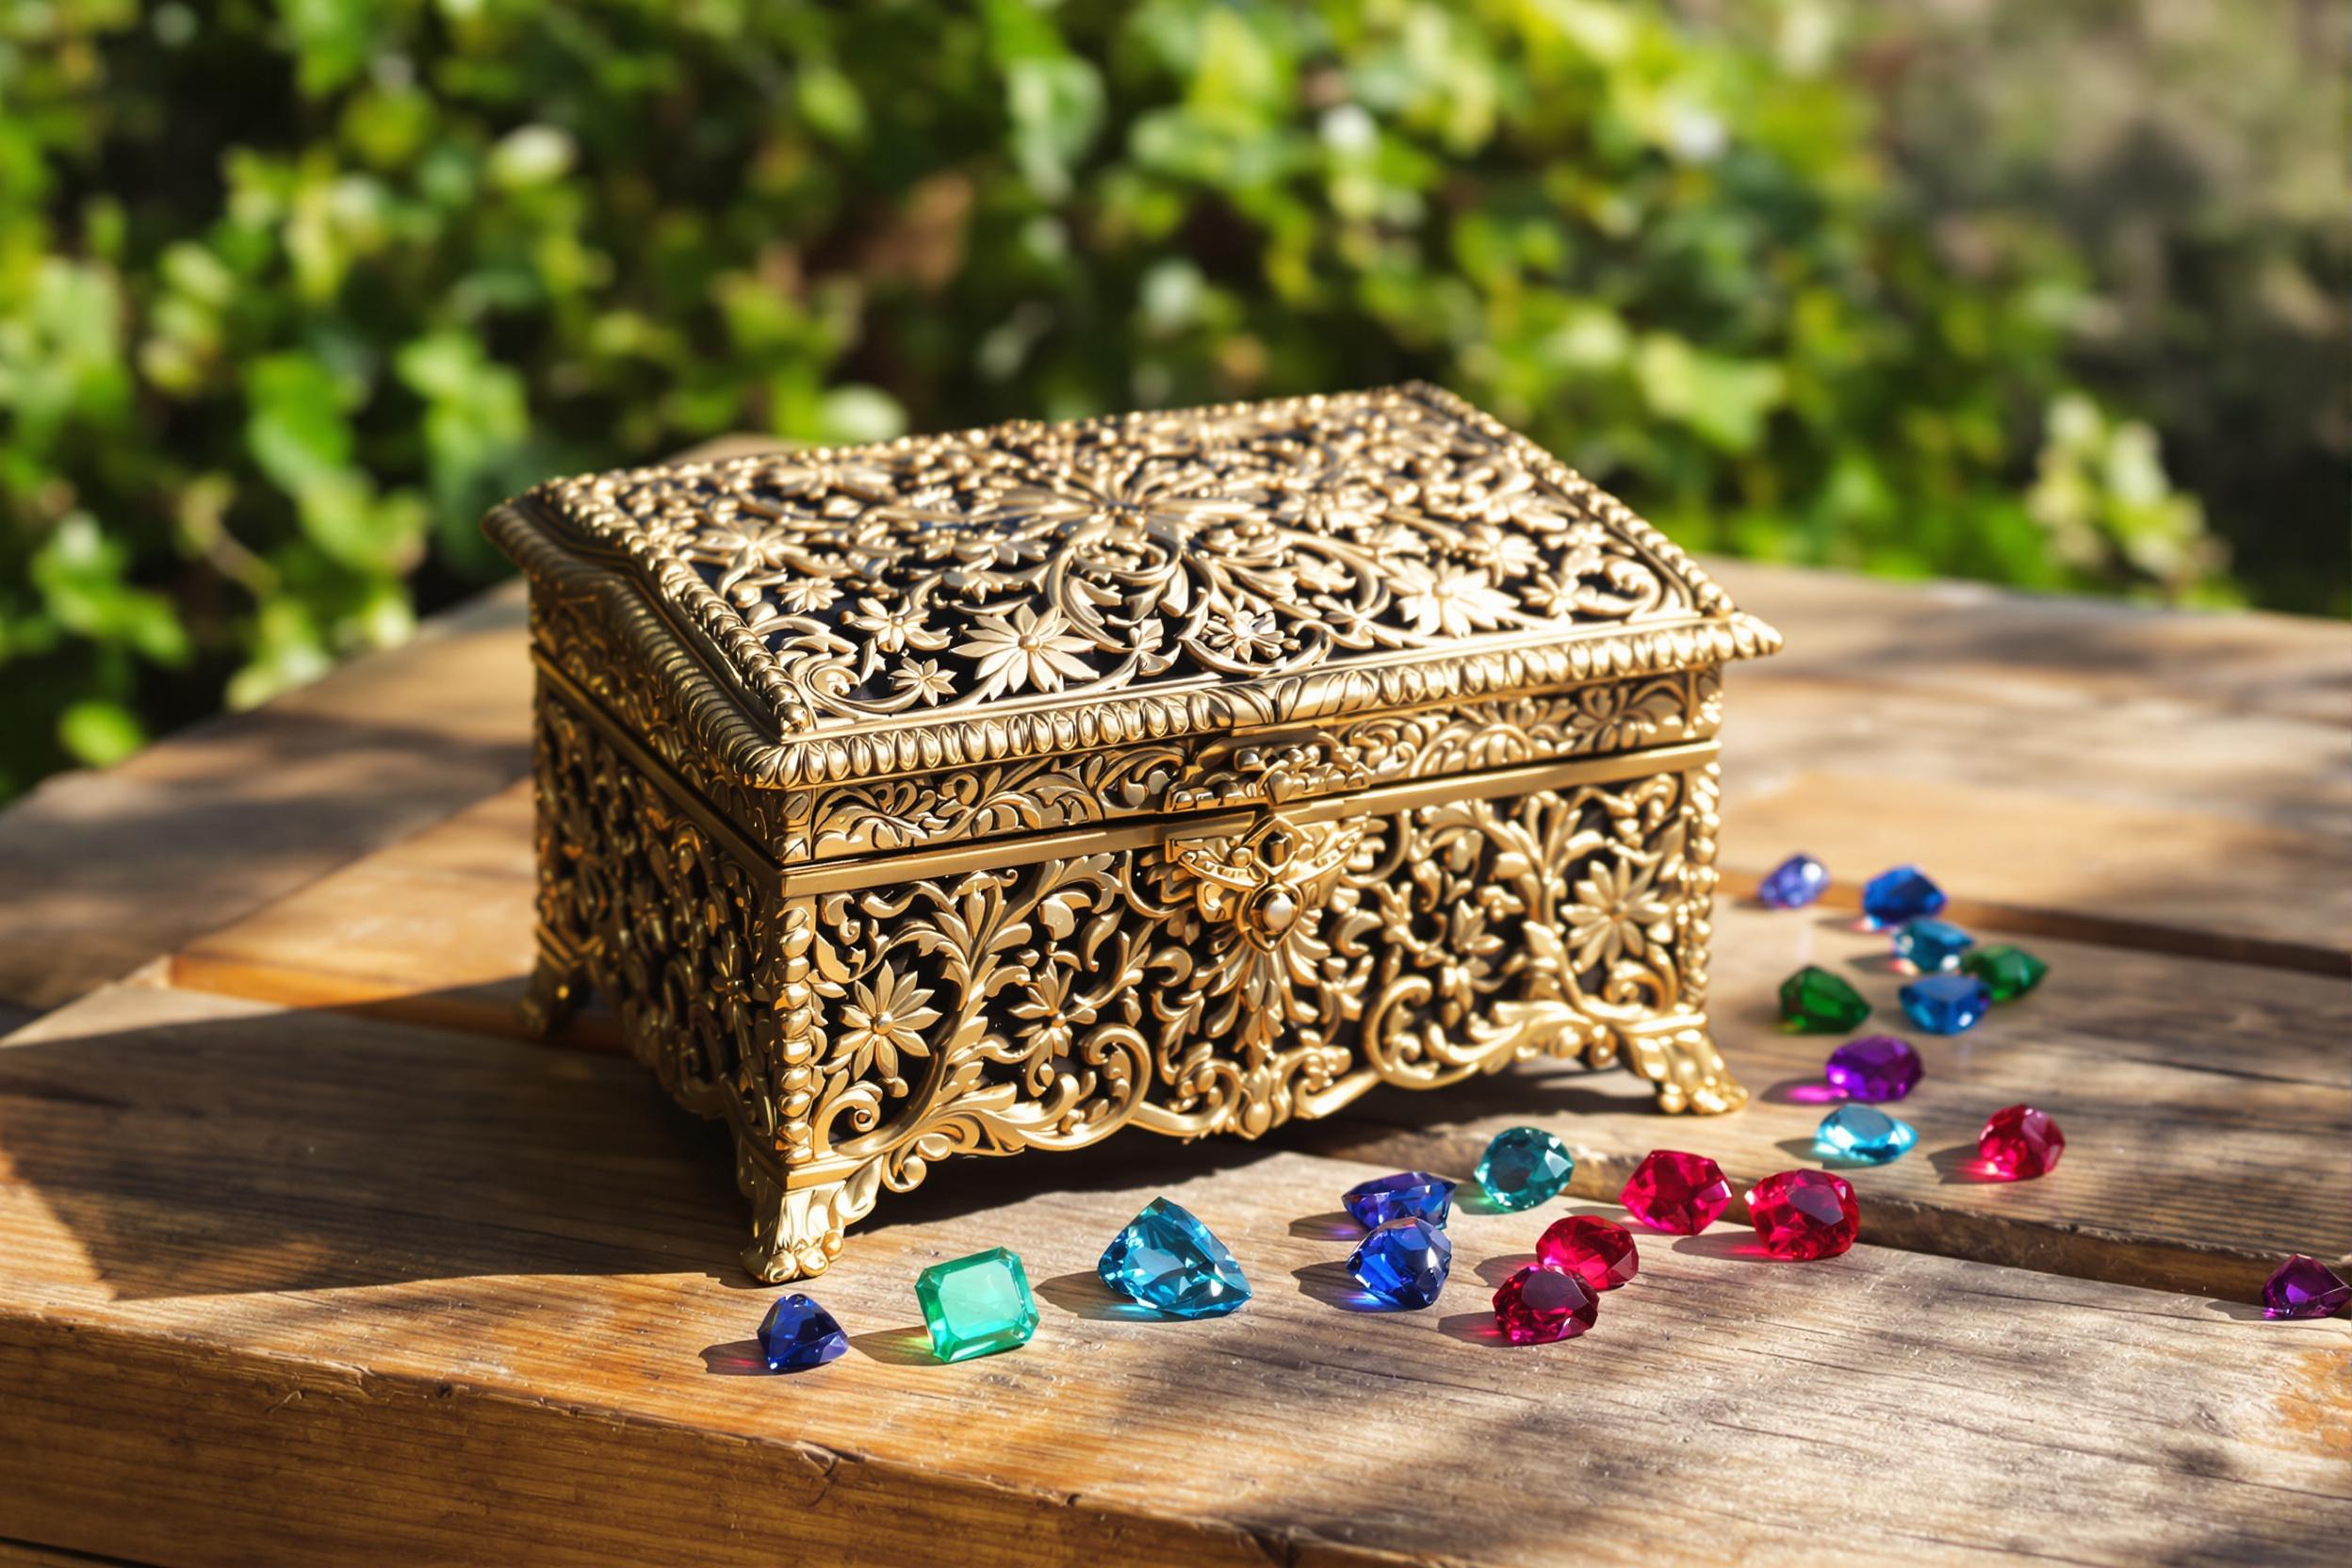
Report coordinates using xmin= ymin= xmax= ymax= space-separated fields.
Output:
xmin=1492 ymin=1265 xmax=1599 ymax=1345
xmin=1746 ymin=1169 xmax=1860 ymax=1260
xmin=1620 ymin=1150 xmax=1731 ymax=1233
xmin=1535 ymin=1216 xmax=1640 ymax=1293
xmin=1978 ymin=1104 xmax=2065 ymax=1179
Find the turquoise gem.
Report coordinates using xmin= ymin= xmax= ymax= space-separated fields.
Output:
xmin=1816 ymin=1103 xmax=1918 ymax=1164
xmin=1096 ymin=1197 xmax=1251 ymax=1319
xmin=1475 ymin=1126 xmax=1575 ymax=1211
xmin=914 ymin=1248 xmax=1039 ymax=1362
xmin=1894 ymin=918 xmax=1973 ymax=972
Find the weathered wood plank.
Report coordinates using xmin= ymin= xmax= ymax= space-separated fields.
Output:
xmin=0 ymin=986 xmax=2344 ymax=1568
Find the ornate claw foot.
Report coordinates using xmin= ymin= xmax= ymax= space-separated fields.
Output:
xmin=737 ymin=1147 xmax=882 ymax=1283
xmin=1623 ymin=1015 xmax=1747 ymax=1115
xmin=520 ymin=946 xmax=588 ymax=1040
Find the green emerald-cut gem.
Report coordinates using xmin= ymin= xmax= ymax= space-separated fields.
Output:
xmin=1962 ymin=943 xmax=2050 ymax=1003
xmin=1779 ymin=965 xmax=1870 ymax=1032
xmin=914 ymin=1247 xmax=1039 ymax=1363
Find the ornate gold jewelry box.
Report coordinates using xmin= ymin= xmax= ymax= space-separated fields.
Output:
xmin=485 ymin=384 xmax=1780 ymax=1282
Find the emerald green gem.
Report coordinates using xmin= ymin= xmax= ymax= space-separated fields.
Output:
xmin=1779 ymin=965 xmax=1870 ymax=1032
xmin=914 ymin=1247 xmax=1039 ymax=1363
xmin=1962 ymin=943 xmax=2049 ymax=1003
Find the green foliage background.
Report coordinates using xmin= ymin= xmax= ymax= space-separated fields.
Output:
xmin=3 ymin=0 xmax=2344 ymax=799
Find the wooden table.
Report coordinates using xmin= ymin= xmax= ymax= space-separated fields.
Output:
xmin=1 ymin=555 xmax=2345 ymax=1566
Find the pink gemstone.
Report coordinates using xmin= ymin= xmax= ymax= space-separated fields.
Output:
xmin=1746 ymin=1169 xmax=1860 ymax=1260
xmin=2262 ymin=1255 xmax=2350 ymax=1320
xmin=1492 ymin=1265 xmax=1599 ymax=1345
xmin=1535 ymin=1216 xmax=1640 ymax=1293
xmin=1620 ymin=1150 xmax=1731 ymax=1233
xmin=1979 ymin=1104 xmax=2065 ymax=1179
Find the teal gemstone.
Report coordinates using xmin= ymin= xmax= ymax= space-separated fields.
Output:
xmin=1096 ymin=1197 xmax=1250 ymax=1319
xmin=1475 ymin=1126 xmax=1575 ymax=1211
xmin=1893 ymin=918 xmax=1973 ymax=972
xmin=914 ymin=1247 xmax=1039 ymax=1363
xmin=1816 ymin=1103 xmax=1918 ymax=1164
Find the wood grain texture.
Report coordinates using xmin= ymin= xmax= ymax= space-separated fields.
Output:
xmin=168 ymin=777 xmax=2352 ymax=1300
xmin=1 ymin=986 xmax=2344 ymax=1568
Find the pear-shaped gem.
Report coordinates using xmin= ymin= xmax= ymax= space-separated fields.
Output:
xmin=1780 ymin=966 xmax=1870 ymax=1032
xmin=1963 ymin=943 xmax=2050 ymax=1002
xmin=1097 ymin=1197 xmax=1251 ymax=1319
xmin=1475 ymin=1126 xmax=1575 ymax=1211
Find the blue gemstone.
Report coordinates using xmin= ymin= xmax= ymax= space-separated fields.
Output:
xmin=1862 ymin=865 xmax=1947 ymax=928
xmin=1097 ymin=1197 xmax=1251 ymax=1319
xmin=1475 ymin=1126 xmax=1576 ymax=1211
xmin=1342 ymin=1170 xmax=1456 ymax=1231
xmin=1816 ymin=1103 xmax=1919 ymax=1164
xmin=1900 ymin=972 xmax=1992 ymax=1035
xmin=757 ymin=1294 xmax=850 ymax=1372
xmin=1757 ymin=854 xmax=1830 ymax=910
xmin=1348 ymin=1218 xmax=1453 ymax=1309
xmin=1893 ymin=918 xmax=1974 ymax=972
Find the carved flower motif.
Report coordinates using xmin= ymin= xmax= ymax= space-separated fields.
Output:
xmin=845 ymin=596 xmax=950 ymax=654
xmin=1565 ymin=859 xmax=1673 ymax=971
xmin=1392 ymin=563 xmax=1516 ymax=638
xmin=835 ymin=966 xmax=942 ymax=1090
xmin=1198 ymin=609 xmax=1284 ymax=662
xmin=772 ymin=576 xmax=843 ymax=615
xmin=1009 ymin=967 xmax=1099 ymax=1059
xmin=954 ymin=604 xmax=1099 ymax=699
xmin=890 ymin=657 xmax=956 ymax=705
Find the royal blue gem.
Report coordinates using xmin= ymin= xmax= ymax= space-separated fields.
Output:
xmin=1862 ymin=865 xmax=1947 ymax=928
xmin=1342 ymin=1170 xmax=1456 ymax=1232
xmin=1816 ymin=1103 xmax=1918 ymax=1164
xmin=1097 ymin=1196 xmax=1251 ymax=1319
xmin=1757 ymin=854 xmax=1830 ymax=910
xmin=1900 ymin=972 xmax=1992 ymax=1035
xmin=1348 ymin=1218 xmax=1453 ymax=1309
xmin=1893 ymin=918 xmax=1974 ymax=972
xmin=757 ymin=1294 xmax=849 ymax=1372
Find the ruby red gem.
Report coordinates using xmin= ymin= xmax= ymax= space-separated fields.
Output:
xmin=1492 ymin=1265 xmax=1598 ymax=1345
xmin=1978 ymin=1104 xmax=2065 ymax=1179
xmin=1535 ymin=1216 xmax=1640 ymax=1293
xmin=1746 ymin=1169 xmax=1860 ymax=1260
xmin=1620 ymin=1150 xmax=1731 ymax=1234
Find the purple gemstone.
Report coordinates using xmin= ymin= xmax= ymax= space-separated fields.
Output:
xmin=1757 ymin=854 xmax=1830 ymax=910
xmin=1823 ymin=1036 xmax=1923 ymax=1102
xmin=2262 ymin=1255 xmax=2350 ymax=1320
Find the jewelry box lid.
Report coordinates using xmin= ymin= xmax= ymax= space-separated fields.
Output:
xmin=485 ymin=383 xmax=1779 ymax=789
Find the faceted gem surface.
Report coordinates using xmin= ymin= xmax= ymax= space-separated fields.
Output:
xmin=1535 ymin=1215 xmax=1640 ymax=1293
xmin=1342 ymin=1170 xmax=1456 ymax=1232
xmin=915 ymin=1247 xmax=1040 ymax=1362
xmin=1620 ymin=1150 xmax=1731 ymax=1234
xmin=2262 ymin=1255 xmax=2351 ymax=1320
xmin=1978 ymin=1104 xmax=2066 ymax=1179
xmin=1492 ymin=1265 xmax=1599 ymax=1345
xmin=1746 ymin=1169 xmax=1861 ymax=1260
xmin=757 ymin=1294 xmax=849 ymax=1373
xmin=1824 ymin=1035 xmax=1922 ymax=1102
xmin=1097 ymin=1197 xmax=1251 ymax=1319
xmin=1757 ymin=853 xmax=1830 ymax=910
xmin=1780 ymin=966 xmax=1870 ymax=1032
xmin=1348 ymin=1217 xmax=1452 ymax=1309
xmin=1862 ymin=865 xmax=1947 ymax=928
xmin=1475 ymin=1126 xmax=1575 ymax=1212
xmin=1815 ymin=1103 xmax=1917 ymax=1165
xmin=1893 ymin=918 xmax=1974 ymax=972
xmin=1963 ymin=943 xmax=2050 ymax=1003
xmin=1900 ymin=972 xmax=1991 ymax=1035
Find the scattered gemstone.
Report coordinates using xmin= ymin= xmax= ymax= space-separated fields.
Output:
xmin=1900 ymin=972 xmax=1991 ymax=1035
xmin=1815 ymin=1103 xmax=1917 ymax=1165
xmin=2262 ymin=1255 xmax=2351 ymax=1320
xmin=1893 ymin=918 xmax=1974 ymax=972
xmin=914 ymin=1247 xmax=1040 ymax=1362
xmin=1747 ymin=1169 xmax=1861 ymax=1260
xmin=1348 ymin=1217 xmax=1453 ymax=1309
xmin=757 ymin=1294 xmax=849 ymax=1373
xmin=1824 ymin=1035 xmax=1923 ymax=1102
xmin=1492 ymin=1265 xmax=1599 ymax=1345
xmin=1621 ymin=1150 xmax=1732 ymax=1234
xmin=1097 ymin=1197 xmax=1251 ymax=1319
xmin=1780 ymin=966 xmax=1871 ymax=1032
xmin=1862 ymin=865 xmax=1947 ymax=928
xmin=1978 ymin=1104 xmax=2066 ymax=1179
xmin=1476 ymin=1126 xmax=1575 ymax=1212
xmin=1342 ymin=1170 xmax=1457 ymax=1232
xmin=1757 ymin=853 xmax=1830 ymax=910
xmin=1963 ymin=943 xmax=2050 ymax=1003
xmin=1535 ymin=1215 xmax=1640 ymax=1293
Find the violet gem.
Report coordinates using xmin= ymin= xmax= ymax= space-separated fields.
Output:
xmin=1757 ymin=854 xmax=1830 ymax=910
xmin=2262 ymin=1254 xmax=2350 ymax=1320
xmin=1823 ymin=1036 xmax=1923 ymax=1102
